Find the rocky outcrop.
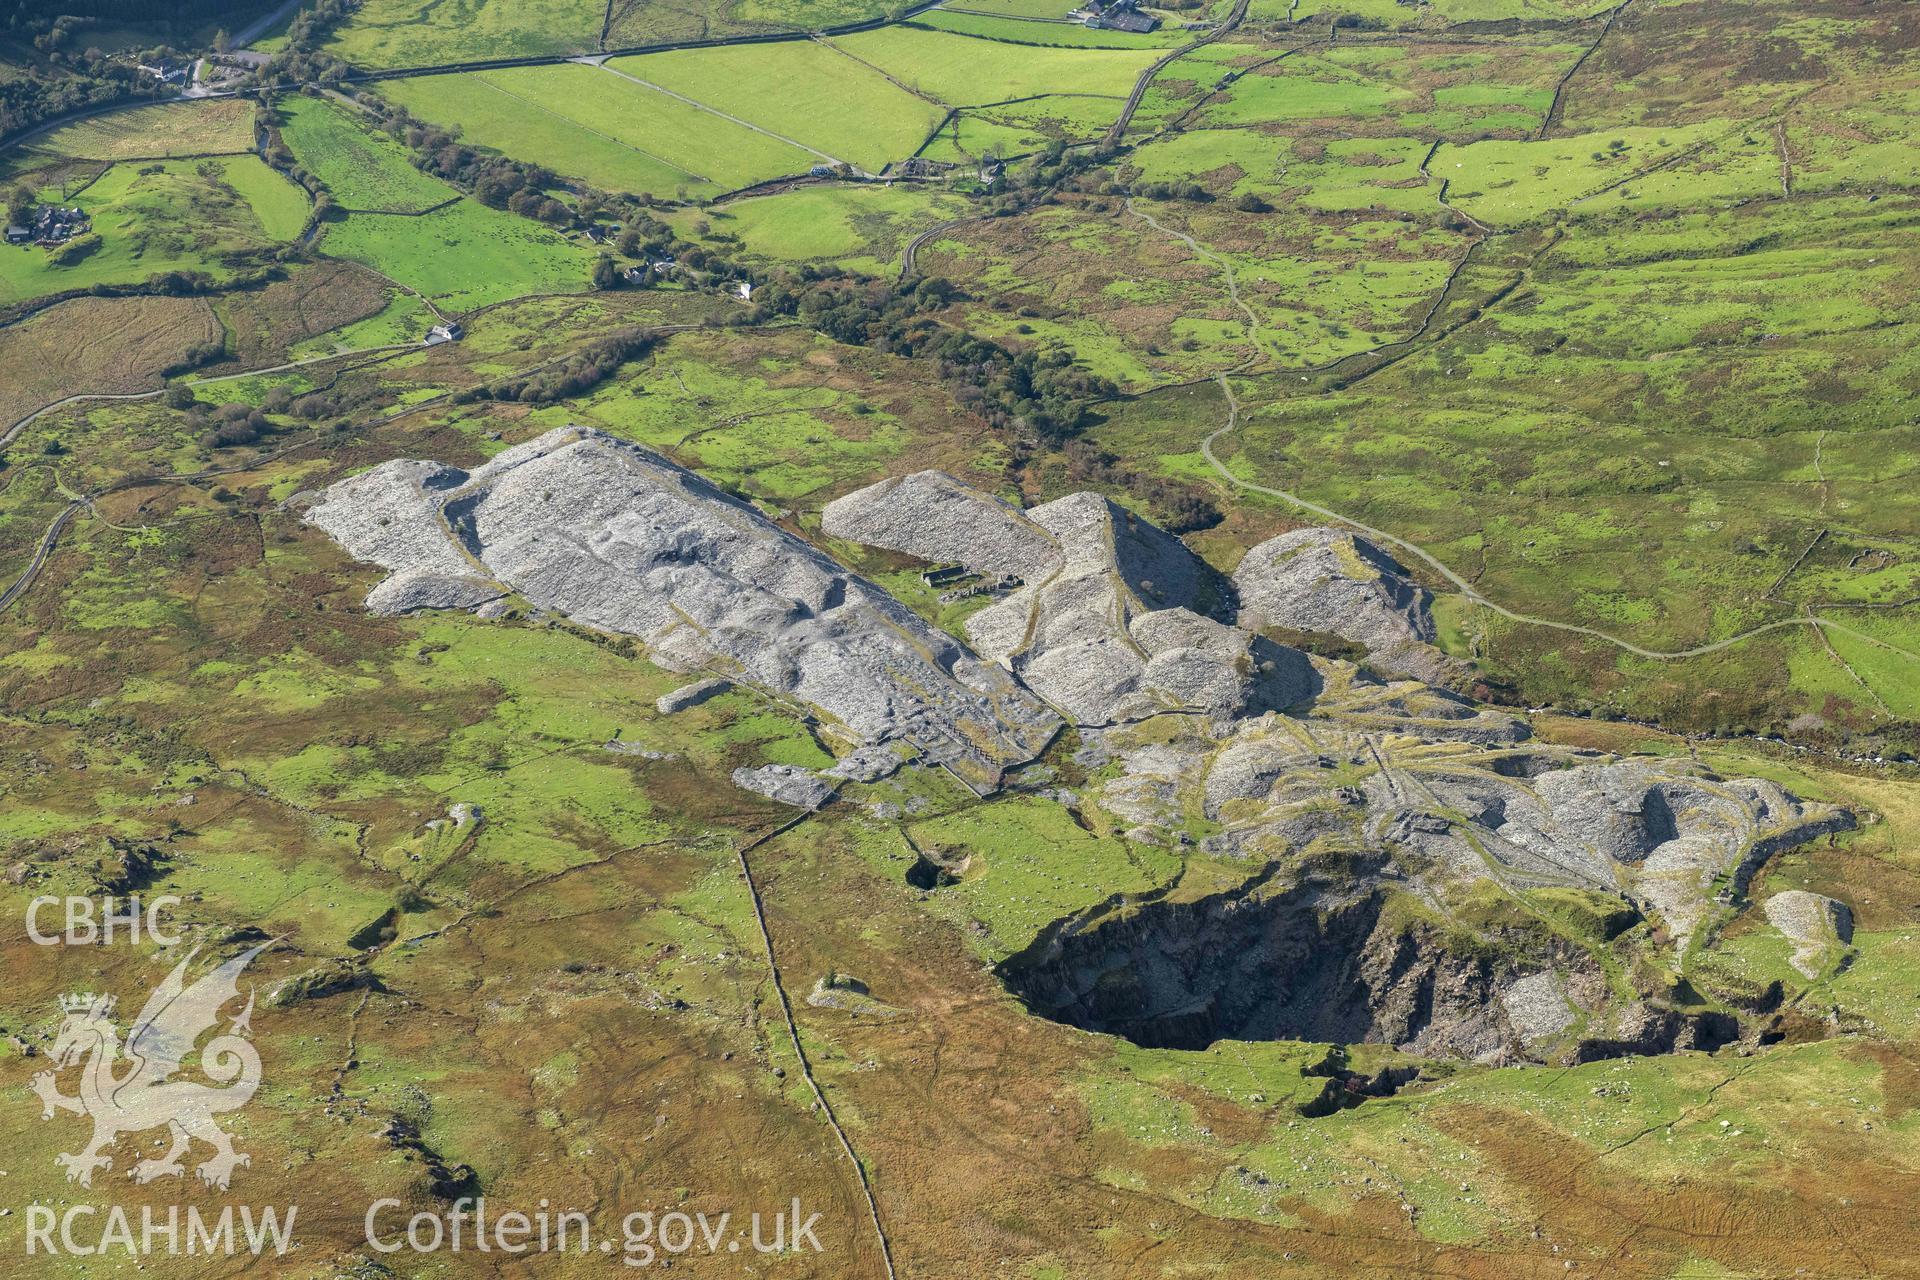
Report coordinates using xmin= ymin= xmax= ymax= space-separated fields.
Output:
xmin=309 ymin=449 xmax=1855 ymax=1064
xmin=829 ymin=475 xmax=1310 ymax=725
xmin=304 ymin=458 xmax=479 ymax=602
xmin=1100 ymin=662 xmax=1850 ymax=952
xmin=367 ymin=569 xmax=504 ymax=615
xmin=303 ymin=428 xmax=1060 ymax=791
xmin=1126 ymin=607 xmax=1318 ymax=720
xmin=731 ymin=764 xmax=835 ymax=810
xmin=965 ymin=491 xmax=1237 ymax=723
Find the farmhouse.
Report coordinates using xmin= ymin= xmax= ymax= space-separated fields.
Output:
xmin=1080 ymin=0 xmax=1160 ymax=31
xmin=424 ymin=321 xmax=464 ymax=346
xmin=9 ymin=206 xmax=89 ymax=247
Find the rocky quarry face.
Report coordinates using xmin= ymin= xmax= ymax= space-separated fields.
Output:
xmin=996 ymin=863 xmax=1744 ymax=1062
xmin=308 ymin=442 xmax=1854 ymax=1065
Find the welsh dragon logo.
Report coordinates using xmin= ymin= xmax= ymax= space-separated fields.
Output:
xmin=31 ymin=942 xmax=270 ymax=1190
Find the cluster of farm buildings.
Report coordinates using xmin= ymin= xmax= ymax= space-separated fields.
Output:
xmin=1070 ymin=0 xmax=1161 ymax=33
xmin=6 ymin=206 xmax=89 ymax=248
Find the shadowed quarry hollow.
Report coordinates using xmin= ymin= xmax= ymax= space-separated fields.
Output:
xmin=996 ymin=868 xmax=1745 ymax=1063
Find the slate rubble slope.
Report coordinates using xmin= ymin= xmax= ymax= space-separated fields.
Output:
xmin=1234 ymin=526 xmax=1436 ymax=652
xmin=833 ymin=478 xmax=1303 ymax=725
xmin=303 ymin=427 xmax=1060 ymax=789
xmin=821 ymin=470 xmax=1060 ymax=579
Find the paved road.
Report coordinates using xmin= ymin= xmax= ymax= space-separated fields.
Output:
xmin=234 ymin=0 xmax=308 ymax=51
xmin=0 ymin=498 xmax=81 ymax=611
xmin=1105 ymin=0 xmax=1249 ymax=144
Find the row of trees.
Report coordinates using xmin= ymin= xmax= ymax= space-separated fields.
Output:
xmin=452 ymin=328 xmax=658 ymax=405
xmin=168 ymin=382 xmax=341 ymax=449
xmin=734 ymin=270 xmax=1117 ymax=442
xmin=0 ymin=34 xmax=173 ymax=137
xmin=1 ymin=0 xmax=257 ymax=22
xmin=250 ymin=0 xmax=358 ymax=90
xmin=358 ymin=101 xmax=581 ymax=226
xmin=240 ymin=88 xmax=1198 ymax=522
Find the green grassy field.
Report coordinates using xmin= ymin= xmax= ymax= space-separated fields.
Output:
xmin=2 ymin=6 xmax=1919 ymax=1276
xmin=919 ymin=93 xmax=1128 ymax=161
xmin=1434 ymin=122 xmax=1762 ymax=225
xmin=277 ymin=96 xmax=458 ymax=213
xmin=1280 ymin=0 xmax=1612 ymax=23
xmin=218 ymin=152 xmax=313 ymax=239
xmin=833 ymin=24 xmax=1163 ymax=103
xmin=1102 ymin=192 xmax=1920 ymax=734
xmin=287 ymin=286 xmax=437 ymax=357
xmin=611 ymin=40 xmax=946 ymax=172
xmin=723 ymin=0 xmax=900 ymax=27
xmin=381 ymin=64 xmax=818 ymax=197
xmin=321 ymin=0 xmax=905 ymax=68
xmin=1173 ymin=39 xmax=1586 ymax=141
xmin=914 ymin=9 xmax=1188 ymax=47
xmin=0 ymin=156 xmax=307 ymax=305
xmin=321 ymin=0 xmax=607 ymax=68
xmin=1201 ymin=51 xmax=1410 ymax=123
xmin=676 ymin=183 xmax=973 ymax=273
xmin=316 ymin=198 xmax=597 ymax=311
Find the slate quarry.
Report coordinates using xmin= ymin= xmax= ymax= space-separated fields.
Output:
xmin=310 ymin=445 xmax=1854 ymax=1061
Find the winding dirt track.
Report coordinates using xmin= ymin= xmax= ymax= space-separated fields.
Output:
xmin=1199 ymin=372 xmax=1920 ymax=665
xmin=1126 ymin=196 xmax=1264 ymax=358
xmin=1112 ymin=66 xmax=1913 ymax=673
xmin=0 ymin=344 xmax=417 ymax=454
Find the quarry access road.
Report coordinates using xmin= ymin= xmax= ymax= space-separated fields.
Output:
xmin=1200 ymin=373 xmax=1920 ymax=667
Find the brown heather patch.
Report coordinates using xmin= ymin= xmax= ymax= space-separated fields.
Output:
xmin=0 ymin=294 xmax=220 ymax=428
xmin=1447 ymin=1103 xmax=1920 ymax=1278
